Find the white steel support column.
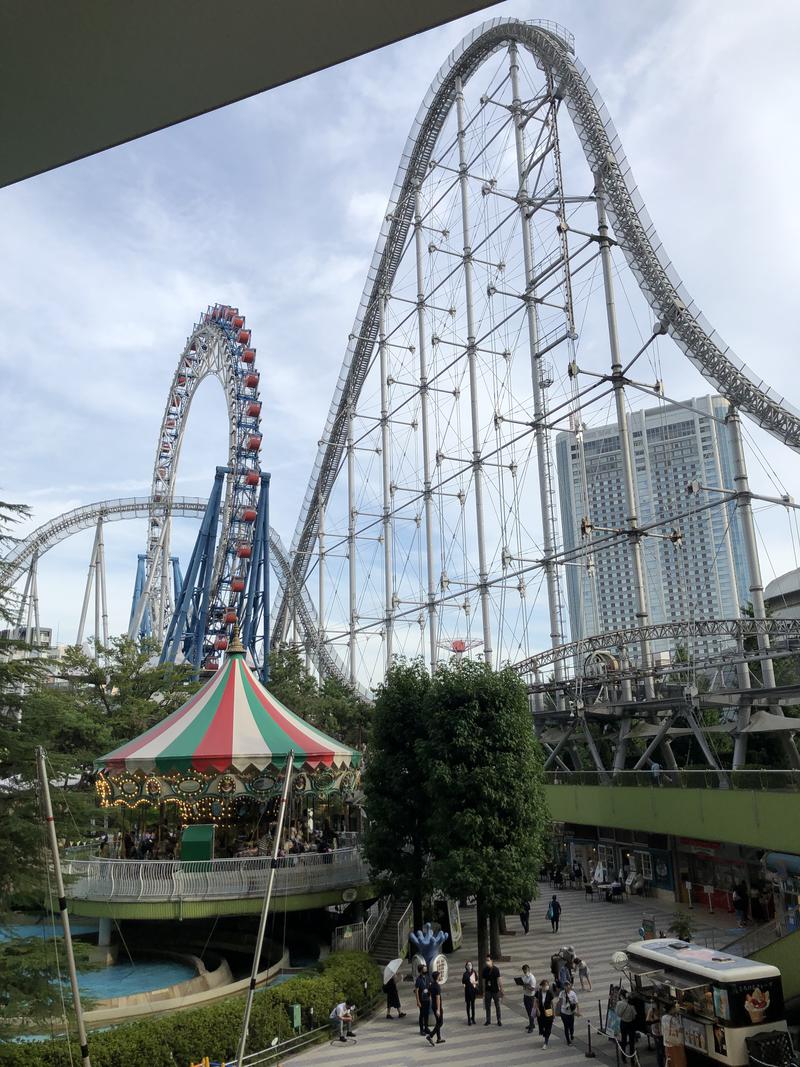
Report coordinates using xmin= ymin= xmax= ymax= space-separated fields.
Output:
xmin=25 ymin=551 xmax=40 ymax=647
xmin=595 ymin=172 xmax=655 ymax=700
xmin=413 ymin=186 xmax=439 ymax=674
xmin=509 ymin=44 xmax=564 ymax=678
xmin=77 ymin=519 xmax=102 ymax=646
xmin=97 ymin=516 xmax=109 ymax=651
xmin=726 ymin=406 xmax=798 ymax=767
xmin=378 ymin=292 xmax=394 ymax=667
xmin=317 ymin=499 xmax=325 ymax=682
xmin=347 ymin=406 xmax=357 ymax=687
xmin=455 ymin=75 xmax=493 ymax=665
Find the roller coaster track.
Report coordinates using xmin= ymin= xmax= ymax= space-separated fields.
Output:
xmin=0 ymin=497 xmax=308 ymax=643
xmin=275 ymin=16 xmax=800 ymax=646
xmin=514 ymin=618 xmax=800 ymax=679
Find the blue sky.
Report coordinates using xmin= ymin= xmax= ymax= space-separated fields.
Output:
xmin=1 ymin=0 xmax=799 ymax=644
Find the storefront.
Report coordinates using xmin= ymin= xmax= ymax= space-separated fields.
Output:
xmin=563 ymin=824 xmax=674 ymax=899
xmin=764 ymin=852 xmax=800 ymax=933
xmin=674 ymin=838 xmax=772 ymax=920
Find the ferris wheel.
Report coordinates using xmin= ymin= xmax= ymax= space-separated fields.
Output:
xmin=130 ymin=302 xmax=264 ymax=667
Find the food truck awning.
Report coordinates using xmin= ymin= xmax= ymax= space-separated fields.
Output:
xmin=628 ymin=960 xmax=668 ymax=979
xmin=660 ymin=972 xmax=709 ymax=992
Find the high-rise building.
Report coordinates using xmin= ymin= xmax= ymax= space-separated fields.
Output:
xmin=555 ymin=396 xmax=750 ymax=658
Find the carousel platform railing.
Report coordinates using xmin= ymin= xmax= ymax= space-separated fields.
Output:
xmin=62 ymin=847 xmax=369 ymax=904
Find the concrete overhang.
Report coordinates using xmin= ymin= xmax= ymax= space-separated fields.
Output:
xmin=1 ymin=0 xmax=501 ymax=189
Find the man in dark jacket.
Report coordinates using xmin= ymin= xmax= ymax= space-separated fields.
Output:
xmin=482 ymin=954 xmax=504 ymax=1025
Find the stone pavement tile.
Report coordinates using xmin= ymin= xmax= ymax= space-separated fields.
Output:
xmin=287 ymin=886 xmax=722 ymax=1066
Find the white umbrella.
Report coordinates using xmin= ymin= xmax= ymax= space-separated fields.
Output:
xmin=383 ymin=958 xmax=403 ymax=985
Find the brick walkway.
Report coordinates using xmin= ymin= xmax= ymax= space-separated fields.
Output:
xmin=288 ymin=886 xmax=741 ymax=1065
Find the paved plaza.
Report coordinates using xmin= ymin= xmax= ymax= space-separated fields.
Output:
xmin=290 ymin=886 xmax=741 ymax=1067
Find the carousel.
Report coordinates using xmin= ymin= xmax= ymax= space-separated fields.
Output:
xmin=93 ymin=631 xmax=362 ymax=854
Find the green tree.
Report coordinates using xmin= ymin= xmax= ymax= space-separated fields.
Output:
xmin=267 ymin=644 xmax=319 ymax=717
xmin=362 ymin=661 xmax=433 ymax=926
xmin=420 ymin=660 xmax=548 ymax=968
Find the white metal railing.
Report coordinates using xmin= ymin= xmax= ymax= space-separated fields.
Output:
xmin=331 ymin=894 xmax=392 ymax=954
xmin=396 ymin=901 xmax=413 ymax=959
xmin=63 ymin=848 xmax=369 ymax=904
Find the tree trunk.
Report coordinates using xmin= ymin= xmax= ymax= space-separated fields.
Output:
xmin=476 ymin=896 xmax=489 ymax=994
xmin=499 ymin=912 xmax=510 ymax=935
xmin=490 ymin=910 xmax=503 ymax=960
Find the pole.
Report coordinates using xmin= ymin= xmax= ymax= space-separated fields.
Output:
xmin=413 ymin=185 xmax=439 ymax=675
xmin=595 ymin=171 xmax=654 ymax=701
xmin=36 ymin=747 xmax=92 ymax=1067
xmin=77 ymin=521 xmax=102 ymax=645
xmin=727 ymin=406 xmax=799 ymax=769
xmin=317 ymin=499 xmax=325 ymax=682
xmin=509 ymin=43 xmax=565 ymax=679
xmin=347 ymin=404 xmax=358 ymax=686
xmin=378 ymin=292 xmax=395 ymax=668
xmin=455 ymin=75 xmax=493 ymax=665
xmin=236 ymin=749 xmax=295 ymax=1066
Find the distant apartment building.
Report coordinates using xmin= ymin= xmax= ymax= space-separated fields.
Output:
xmin=555 ymin=396 xmax=750 ymax=660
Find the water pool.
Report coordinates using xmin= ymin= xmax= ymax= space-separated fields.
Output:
xmin=0 ymin=920 xmax=98 ymax=941
xmin=78 ymin=958 xmax=197 ymax=998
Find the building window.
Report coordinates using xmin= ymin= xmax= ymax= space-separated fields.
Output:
xmin=633 ymin=850 xmax=654 ymax=880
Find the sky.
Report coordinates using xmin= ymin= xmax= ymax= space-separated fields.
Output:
xmin=1 ymin=0 xmax=799 ymax=647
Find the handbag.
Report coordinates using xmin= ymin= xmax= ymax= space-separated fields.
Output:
xmin=544 ymin=1007 xmax=554 ymax=1017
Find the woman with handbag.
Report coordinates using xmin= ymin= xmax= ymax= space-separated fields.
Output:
xmin=557 ymin=981 xmax=579 ymax=1045
xmin=535 ymin=978 xmax=556 ymax=1049
xmin=462 ymin=961 xmax=478 ymax=1025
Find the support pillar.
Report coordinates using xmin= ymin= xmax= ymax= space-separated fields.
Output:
xmin=455 ymin=75 xmax=492 ymax=665
xmin=509 ymin=42 xmax=564 ymax=681
xmin=378 ymin=293 xmax=394 ymax=667
xmin=727 ymin=406 xmax=799 ymax=768
xmin=595 ymin=172 xmax=655 ymax=701
xmin=347 ymin=405 xmax=358 ymax=686
xmin=413 ymin=186 xmax=439 ymax=675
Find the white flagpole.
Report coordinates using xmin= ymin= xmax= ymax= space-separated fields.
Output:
xmin=236 ymin=748 xmax=295 ymax=1065
xmin=36 ymin=746 xmax=92 ymax=1067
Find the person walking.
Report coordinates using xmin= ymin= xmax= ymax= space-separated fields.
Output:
xmin=535 ymin=978 xmax=555 ymax=1049
xmin=557 ymin=981 xmax=579 ymax=1045
xmin=482 ymin=954 xmax=504 ymax=1026
xmin=426 ymin=969 xmax=445 ymax=1046
xmin=462 ymin=961 xmax=478 ymax=1025
xmin=519 ymin=899 xmax=530 ymax=934
xmin=617 ymin=990 xmax=638 ymax=1057
xmin=414 ymin=963 xmax=431 ymax=1035
xmin=547 ymin=894 xmax=562 ymax=932
xmin=384 ymin=973 xmax=406 ymax=1019
xmin=520 ymin=964 xmax=536 ymax=1032
xmin=575 ymin=956 xmax=592 ymax=991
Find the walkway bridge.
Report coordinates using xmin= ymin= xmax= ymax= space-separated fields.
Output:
xmin=63 ymin=847 xmax=374 ymax=921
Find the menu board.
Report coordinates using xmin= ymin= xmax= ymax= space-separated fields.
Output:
xmin=682 ymin=1017 xmax=708 ymax=1053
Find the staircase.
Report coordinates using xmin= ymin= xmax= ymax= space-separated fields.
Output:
xmin=371 ymin=899 xmax=411 ymax=966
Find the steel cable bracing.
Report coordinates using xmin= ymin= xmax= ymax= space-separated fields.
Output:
xmin=277 ymin=17 xmax=800 ymax=673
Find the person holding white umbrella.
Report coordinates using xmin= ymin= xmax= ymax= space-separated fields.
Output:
xmin=383 ymin=958 xmax=407 ymax=1019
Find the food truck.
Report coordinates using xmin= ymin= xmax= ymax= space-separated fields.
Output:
xmin=622 ymin=939 xmax=790 ymax=1066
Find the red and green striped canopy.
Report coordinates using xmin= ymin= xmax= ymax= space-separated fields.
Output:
xmin=96 ymin=652 xmax=360 ymax=776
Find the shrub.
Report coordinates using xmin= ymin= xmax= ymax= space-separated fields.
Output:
xmin=0 ymin=951 xmax=380 ymax=1066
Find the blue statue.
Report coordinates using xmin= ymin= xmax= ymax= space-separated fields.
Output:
xmin=409 ymin=922 xmax=449 ymax=969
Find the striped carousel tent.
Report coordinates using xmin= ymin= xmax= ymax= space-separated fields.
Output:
xmin=95 ymin=642 xmax=360 ymax=785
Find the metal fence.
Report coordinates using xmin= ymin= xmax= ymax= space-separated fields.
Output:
xmin=544 ymin=769 xmax=800 ymax=791
xmin=331 ymin=895 xmax=392 ymax=954
xmin=396 ymin=901 xmax=413 ymax=959
xmin=63 ymin=848 xmax=369 ymax=903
